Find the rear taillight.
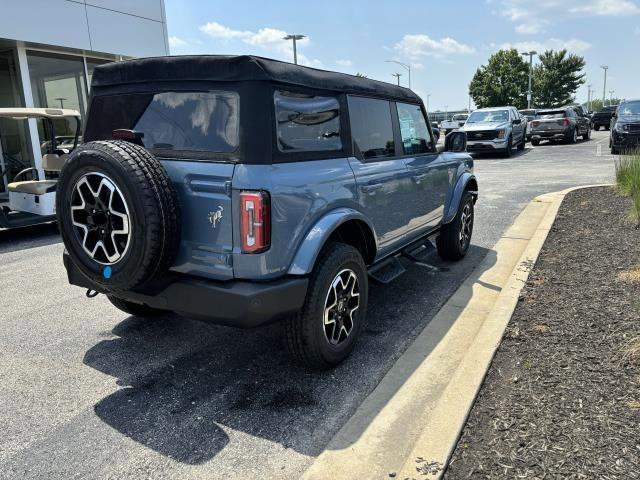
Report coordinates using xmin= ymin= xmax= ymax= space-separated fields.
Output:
xmin=557 ymin=118 xmax=570 ymax=126
xmin=240 ymin=191 xmax=271 ymax=253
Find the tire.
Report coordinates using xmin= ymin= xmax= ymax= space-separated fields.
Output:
xmin=531 ymin=139 xmax=540 ymax=146
xmin=285 ymin=243 xmax=368 ymax=369
xmin=107 ymin=295 xmax=167 ymax=317
xmin=517 ymin=132 xmax=526 ymax=150
xmin=437 ymin=191 xmax=474 ymax=261
xmin=605 ymin=125 xmax=610 ymax=131
xmin=611 ymin=146 xmax=620 ymax=155
xmin=503 ymin=136 xmax=513 ymax=157
xmin=583 ymin=127 xmax=591 ymax=141
xmin=567 ymin=128 xmax=578 ymax=144
xmin=56 ymin=140 xmax=180 ymax=292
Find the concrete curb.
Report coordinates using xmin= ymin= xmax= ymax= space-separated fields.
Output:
xmin=302 ymin=185 xmax=612 ymax=480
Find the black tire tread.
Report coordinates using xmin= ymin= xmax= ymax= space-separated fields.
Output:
xmin=57 ymin=140 xmax=180 ymax=291
xmin=437 ymin=191 xmax=473 ymax=261
xmin=285 ymin=243 xmax=366 ymax=369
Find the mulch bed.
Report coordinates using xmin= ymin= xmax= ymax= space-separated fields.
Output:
xmin=444 ymin=186 xmax=640 ymax=479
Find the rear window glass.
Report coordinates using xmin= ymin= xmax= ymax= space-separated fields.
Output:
xmin=85 ymin=91 xmax=239 ymax=153
xmin=602 ymin=105 xmax=618 ymax=112
xmin=538 ymin=111 xmax=566 ymax=119
xmin=348 ymin=96 xmax=395 ymax=159
xmin=274 ymin=91 xmax=342 ymax=152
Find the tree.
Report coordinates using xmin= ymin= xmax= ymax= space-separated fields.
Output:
xmin=469 ymin=49 xmax=529 ymax=109
xmin=532 ymin=50 xmax=585 ymax=108
xmin=583 ymin=98 xmax=623 ymax=112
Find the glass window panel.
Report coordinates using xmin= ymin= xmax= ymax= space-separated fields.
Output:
xmin=274 ymin=91 xmax=342 ymax=152
xmin=85 ymin=91 xmax=240 ymax=153
xmin=0 ymin=49 xmax=31 ymax=195
xmin=396 ymin=102 xmax=431 ymax=155
xmin=348 ymin=96 xmax=395 ymax=159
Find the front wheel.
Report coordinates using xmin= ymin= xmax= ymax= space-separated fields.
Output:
xmin=503 ymin=136 xmax=513 ymax=157
xmin=437 ymin=192 xmax=474 ymax=261
xmin=583 ymin=127 xmax=591 ymax=141
xmin=531 ymin=139 xmax=540 ymax=146
xmin=285 ymin=243 xmax=368 ymax=369
xmin=517 ymin=132 xmax=526 ymax=150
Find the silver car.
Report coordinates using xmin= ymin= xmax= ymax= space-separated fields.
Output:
xmin=461 ymin=106 xmax=526 ymax=157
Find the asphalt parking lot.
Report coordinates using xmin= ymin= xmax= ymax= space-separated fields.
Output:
xmin=0 ymin=131 xmax=615 ymax=479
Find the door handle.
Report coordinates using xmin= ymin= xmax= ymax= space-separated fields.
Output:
xmin=361 ymin=183 xmax=384 ymax=194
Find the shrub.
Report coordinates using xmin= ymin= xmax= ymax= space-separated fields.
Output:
xmin=615 ymin=149 xmax=640 ymax=226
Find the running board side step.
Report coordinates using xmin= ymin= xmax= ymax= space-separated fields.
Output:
xmin=368 ymin=257 xmax=406 ymax=284
xmin=368 ymin=238 xmax=448 ymax=284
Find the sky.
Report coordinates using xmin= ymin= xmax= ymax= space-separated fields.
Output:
xmin=165 ymin=0 xmax=640 ymax=111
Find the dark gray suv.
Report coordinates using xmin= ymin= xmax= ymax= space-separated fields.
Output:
xmin=56 ymin=55 xmax=478 ymax=368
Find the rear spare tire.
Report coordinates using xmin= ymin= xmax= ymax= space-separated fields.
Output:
xmin=56 ymin=140 xmax=180 ymax=291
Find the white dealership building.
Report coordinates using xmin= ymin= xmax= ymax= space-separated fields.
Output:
xmin=0 ymin=0 xmax=169 ymax=195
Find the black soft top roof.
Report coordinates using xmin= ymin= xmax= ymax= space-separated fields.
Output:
xmin=91 ymin=54 xmax=421 ymax=103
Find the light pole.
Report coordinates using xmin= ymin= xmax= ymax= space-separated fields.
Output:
xmin=385 ymin=60 xmax=411 ymax=89
xmin=283 ymin=34 xmax=305 ymax=64
xmin=587 ymin=84 xmax=592 ymax=112
xmin=426 ymin=94 xmax=431 ymax=112
xmin=600 ymin=65 xmax=608 ymax=107
xmin=521 ymin=51 xmax=537 ymax=109
xmin=391 ymin=72 xmax=402 ymax=86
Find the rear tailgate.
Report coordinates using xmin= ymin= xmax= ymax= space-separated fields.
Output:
xmin=162 ymin=160 xmax=235 ymax=280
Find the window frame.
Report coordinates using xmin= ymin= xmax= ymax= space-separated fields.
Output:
xmin=273 ymin=90 xmax=344 ymax=155
xmin=270 ymin=86 xmax=351 ymax=164
xmin=347 ymin=94 xmax=436 ymax=163
xmin=394 ymin=101 xmax=437 ymax=157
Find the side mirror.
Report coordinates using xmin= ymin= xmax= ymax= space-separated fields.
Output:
xmin=512 ymin=118 xmax=522 ymax=125
xmin=444 ymin=131 xmax=467 ymax=153
xmin=612 ymin=112 xmax=617 ymax=118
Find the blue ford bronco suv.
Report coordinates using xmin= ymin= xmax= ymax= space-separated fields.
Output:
xmin=57 ymin=55 xmax=477 ymax=369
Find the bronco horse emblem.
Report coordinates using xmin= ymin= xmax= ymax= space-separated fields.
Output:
xmin=208 ymin=206 xmax=224 ymax=228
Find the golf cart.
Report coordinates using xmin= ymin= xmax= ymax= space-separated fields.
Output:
xmin=0 ymin=108 xmax=81 ymax=229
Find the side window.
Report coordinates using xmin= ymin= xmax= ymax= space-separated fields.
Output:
xmin=396 ymin=102 xmax=431 ymax=155
xmin=348 ymin=96 xmax=395 ymax=159
xmin=274 ymin=91 xmax=342 ymax=152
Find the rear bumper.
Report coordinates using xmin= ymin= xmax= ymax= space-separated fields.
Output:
xmin=531 ymin=129 xmax=570 ymax=140
xmin=63 ymin=253 xmax=308 ymax=328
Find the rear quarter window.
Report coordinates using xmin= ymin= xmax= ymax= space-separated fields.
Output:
xmin=274 ymin=91 xmax=342 ymax=152
xmin=85 ymin=91 xmax=239 ymax=154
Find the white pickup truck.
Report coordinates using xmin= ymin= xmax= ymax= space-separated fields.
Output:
xmin=440 ymin=113 xmax=469 ymax=135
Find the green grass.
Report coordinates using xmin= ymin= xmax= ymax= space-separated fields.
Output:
xmin=615 ymin=149 xmax=640 ymax=226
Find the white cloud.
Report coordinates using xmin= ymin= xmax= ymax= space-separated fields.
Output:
xmin=496 ymin=0 xmax=639 ymax=33
xmin=500 ymin=38 xmax=592 ymax=53
xmin=394 ymin=34 xmax=475 ymax=60
xmin=336 ymin=59 xmax=353 ymax=67
xmin=198 ymin=21 xmax=322 ymax=67
xmin=514 ymin=22 xmax=546 ymax=34
xmin=168 ymin=36 xmax=187 ymax=48
xmin=570 ymin=0 xmax=640 ymax=15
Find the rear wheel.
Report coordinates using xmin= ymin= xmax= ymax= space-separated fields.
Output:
xmin=605 ymin=125 xmax=610 ymax=131
xmin=567 ymin=128 xmax=578 ymax=144
xmin=285 ymin=243 xmax=368 ymax=369
xmin=107 ymin=295 xmax=167 ymax=317
xmin=437 ymin=192 xmax=474 ymax=261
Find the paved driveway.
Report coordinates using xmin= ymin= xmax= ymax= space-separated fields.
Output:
xmin=0 ymin=131 xmax=614 ymax=479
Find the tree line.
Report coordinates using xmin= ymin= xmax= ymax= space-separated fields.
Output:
xmin=469 ymin=49 xmax=586 ymax=110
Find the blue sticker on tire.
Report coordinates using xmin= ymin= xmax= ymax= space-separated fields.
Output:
xmin=103 ymin=266 xmax=112 ymax=279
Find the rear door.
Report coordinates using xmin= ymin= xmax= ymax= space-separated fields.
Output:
xmin=347 ymin=96 xmax=413 ymax=255
xmin=396 ymin=102 xmax=451 ymax=232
